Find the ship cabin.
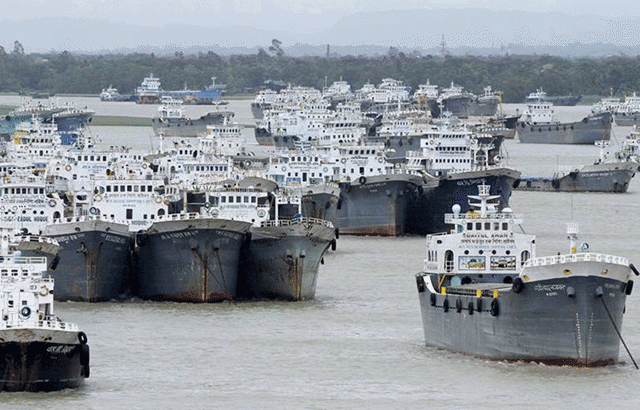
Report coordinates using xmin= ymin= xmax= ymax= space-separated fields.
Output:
xmin=202 ymin=188 xmax=271 ymax=227
xmin=405 ymin=125 xmax=495 ymax=176
xmin=0 ymin=250 xmax=76 ymax=331
xmin=267 ymin=151 xmax=332 ymax=186
xmin=519 ymin=101 xmax=554 ymax=125
xmin=424 ymin=185 xmax=536 ymax=287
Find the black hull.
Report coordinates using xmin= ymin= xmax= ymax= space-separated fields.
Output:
xmin=0 ymin=333 xmax=89 ymax=392
xmin=134 ymin=218 xmax=251 ymax=302
xmin=336 ymin=175 xmax=422 ymax=236
xmin=301 ymin=188 xmax=341 ymax=229
xmin=44 ymin=220 xmax=133 ymax=302
xmin=238 ymin=222 xmax=335 ymax=300
xmin=408 ymin=169 xmax=520 ymax=235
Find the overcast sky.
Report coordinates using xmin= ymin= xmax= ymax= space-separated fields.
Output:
xmin=3 ymin=1 xmax=640 ymax=54
xmin=4 ymin=0 xmax=640 ymax=29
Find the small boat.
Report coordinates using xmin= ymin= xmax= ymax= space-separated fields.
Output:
xmin=524 ymin=88 xmax=582 ymax=106
xmin=100 ymin=85 xmax=129 ymax=101
xmin=0 ymin=234 xmax=90 ymax=391
xmin=415 ymin=184 xmax=636 ymax=366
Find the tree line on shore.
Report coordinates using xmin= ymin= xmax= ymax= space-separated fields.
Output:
xmin=1 ymin=41 xmax=639 ymax=103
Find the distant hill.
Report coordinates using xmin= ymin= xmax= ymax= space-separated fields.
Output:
xmin=2 ymin=9 xmax=640 ymax=57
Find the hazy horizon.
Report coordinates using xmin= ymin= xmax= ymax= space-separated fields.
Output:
xmin=3 ymin=1 xmax=640 ymax=55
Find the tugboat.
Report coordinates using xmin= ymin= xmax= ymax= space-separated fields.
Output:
xmin=0 ymin=235 xmax=90 ymax=391
xmin=415 ymin=184 xmax=637 ymax=366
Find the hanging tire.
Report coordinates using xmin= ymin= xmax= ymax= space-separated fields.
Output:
xmin=443 ymin=297 xmax=449 ymax=312
xmin=490 ymin=299 xmax=500 ymax=316
xmin=512 ymin=277 xmax=524 ymax=293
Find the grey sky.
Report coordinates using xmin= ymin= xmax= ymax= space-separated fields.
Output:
xmin=4 ymin=0 xmax=640 ymax=28
xmin=3 ymin=1 xmax=640 ymax=54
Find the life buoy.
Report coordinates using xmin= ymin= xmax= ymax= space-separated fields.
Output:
xmin=20 ymin=307 xmax=31 ymax=318
xmin=204 ymin=202 xmax=211 ymax=209
xmin=65 ymin=164 xmax=72 ymax=171
xmin=94 ymin=194 xmax=102 ymax=202
xmin=142 ymin=163 xmax=148 ymax=169
xmin=323 ymin=167 xmax=329 ymax=173
xmin=40 ymin=286 xmax=49 ymax=297
xmin=341 ymin=158 xmax=347 ymax=164
xmin=377 ymin=157 xmax=383 ymax=163
xmin=89 ymin=207 xmax=99 ymax=215
xmin=48 ymin=199 xmax=57 ymax=207
xmin=257 ymin=209 xmax=266 ymax=218
xmin=154 ymin=196 xmax=162 ymax=204
xmin=281 ymin=166 xmax=287 ymax=171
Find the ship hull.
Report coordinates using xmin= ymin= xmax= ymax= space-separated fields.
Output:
xmin=408 ymin=168 xmax=520 ymax=235
xmin=517 ymin=112 xmax=612 ymax=144
xmin=441 ymin=95 xmax=474 ymax=118
xmin=467 ymin=96 xmax=500 ymax=117
xmin=0 ymin=329 xmax=89 ymax=392
xmin=152 ymin=112 xmax=233 ymax=137
xmin=416 ymin=269 xmax=629 ymax=366
xmin=515 ymin=162 xmax=637 ymax=193
xmin=42 ymin=219 xmax=133 ymax=302
xmin=238 ymin=221 xmax=335 ymax=300
xmin=300 ymin=185 xmax=341 ymax=229
xmin=614 ymin=112 xmax=640 ymax=126
xmin=336 ymin=174 xmax=423 ymax=236
xmin=134 ymin=217 xmax=251 ymax=302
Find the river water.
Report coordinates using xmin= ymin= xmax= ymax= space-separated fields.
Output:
xmin=2 ymin=96 xmax=640 ymax=409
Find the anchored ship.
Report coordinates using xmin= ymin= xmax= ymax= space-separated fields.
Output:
xmin=151 ymin=97 xmax=234 ymax=138
xmin=517 ymin=101 xmax=612 ymax=144
xmin=0 ymin=235 xmax=90 ymax=391
xmin=133 ymin=212 xmax=252 ymax=303
xmin=415 ymin=185 xmax=636 ymax=366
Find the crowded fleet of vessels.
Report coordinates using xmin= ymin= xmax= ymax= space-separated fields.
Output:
xmin=2 ymin=77 xmax=640 ymax=390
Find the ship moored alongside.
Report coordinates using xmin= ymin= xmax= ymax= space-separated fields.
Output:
xmin=415 ymin=185 xmax=636 ymax=366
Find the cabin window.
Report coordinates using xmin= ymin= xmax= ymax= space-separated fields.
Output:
xmin=484 ymin=222 xmax=490 ymax=230
xmin=502 ymin=222 xmax=508 ymax=230
xmin=221 ymin=197 xmax=226 ymax=203
xmin=475 ymin=222 xmax=481 ymax=230
xmin=521 ymin=250 xmax=531 ymax=266
xmin=126 ymin=209 xmax=133 ymax=220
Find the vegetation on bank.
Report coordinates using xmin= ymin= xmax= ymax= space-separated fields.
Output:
xmin=1 ymin=41 xmax=640 ymax=103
